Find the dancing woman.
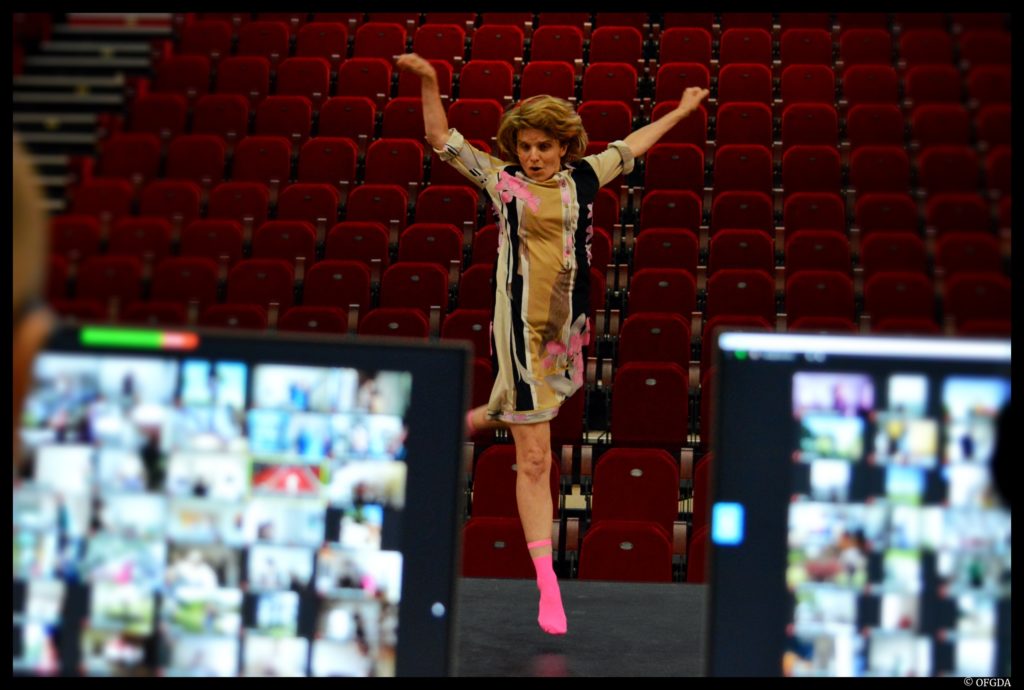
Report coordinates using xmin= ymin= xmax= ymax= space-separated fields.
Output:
xmin=397 ymin=53 xmax=708 ymax=634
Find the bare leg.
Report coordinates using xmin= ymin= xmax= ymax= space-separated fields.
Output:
xmin=508 ymin=421 xmax=566 ymax=635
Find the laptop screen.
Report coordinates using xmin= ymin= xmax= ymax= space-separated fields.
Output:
xmin=706 ymin=332 xmax=1011 ymax=677
xmin=13 ymin=323 xmax=470 ymax=677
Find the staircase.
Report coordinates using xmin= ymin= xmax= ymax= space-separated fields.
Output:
xmin=12 ymin=13 xmax=176 ymax=213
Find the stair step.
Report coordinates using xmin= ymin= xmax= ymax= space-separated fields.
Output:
xmin=67 ymin=12 xmax=175 ymax=23
xmin=13 ymin=112 xmax=99 ymax=125
xmin=53 ymin=23 xmax=173 ymax=40
xmin=39 ymin=174 xmax=73 ymax=188
xmin=41 ymin=40 xmax=153 ymax=55
xmin=26 ymin=154 xmax=72 ymax=168
xmin=25 ymin=55 xmax=151 ymax=70
xmin=13 ymin=92 xmax=124 ymax=109
xmin=13 ymin=74 xmax=126 ymax=90
xmin=15 ymin=131 xmax=99 ymax=146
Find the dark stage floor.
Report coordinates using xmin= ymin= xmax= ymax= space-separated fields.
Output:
xmin=453 ymin=578 xmax=708 ymax=677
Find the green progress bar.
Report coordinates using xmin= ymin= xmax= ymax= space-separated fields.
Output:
xmin=80 ymin=327 xmax=164 ymax=349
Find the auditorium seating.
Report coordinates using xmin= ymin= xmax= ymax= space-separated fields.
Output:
xmin=29 ymin=11 xmax=1013 ymax=585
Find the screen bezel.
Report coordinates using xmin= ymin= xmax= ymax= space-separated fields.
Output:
xmin=705 ymin=331 xmax=1012 ymax=677
xmin=18 ymin=321 xmax=472 ymax=677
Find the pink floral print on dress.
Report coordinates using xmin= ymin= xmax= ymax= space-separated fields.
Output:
xmin=496 ymin=171 xmax=540 ymax=213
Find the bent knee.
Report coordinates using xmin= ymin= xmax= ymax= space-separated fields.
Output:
xmin=517 ymin=446 xmax=550 ymax=481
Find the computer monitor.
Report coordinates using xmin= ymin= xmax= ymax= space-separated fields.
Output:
xmin=705 ymin=332 xmax=1011 ymax=677
xmin=13 ymin=323 xmax=471 ymax=677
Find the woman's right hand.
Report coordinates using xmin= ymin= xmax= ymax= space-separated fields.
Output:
xmin=394 ymin=53 xmax=437 ymax=81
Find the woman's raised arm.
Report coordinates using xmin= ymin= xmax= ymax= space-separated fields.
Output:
xmin=622 ymin=86 xmax=709 ymax=159
xmin=394 ymin=53 xmax=451 ymax=150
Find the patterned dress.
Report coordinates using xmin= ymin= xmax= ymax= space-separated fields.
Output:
xmin=435 ymin=129 xmax=635 ymax=424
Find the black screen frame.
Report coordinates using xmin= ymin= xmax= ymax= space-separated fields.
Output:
xmin=704 ymin=331 xmax=1012 ymax=678
xmin=16 ymin=321 xmax=473 ymax=677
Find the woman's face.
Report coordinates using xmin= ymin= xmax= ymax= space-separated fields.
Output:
xmin=516 ymin=128 xmax=568 ymax=182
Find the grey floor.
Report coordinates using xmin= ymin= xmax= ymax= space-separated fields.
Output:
xmin=454 ymin=578 xmax=708 ymax=677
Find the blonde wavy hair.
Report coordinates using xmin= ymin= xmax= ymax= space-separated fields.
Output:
xmin=495 ymin=95 xmax=588 ymax=165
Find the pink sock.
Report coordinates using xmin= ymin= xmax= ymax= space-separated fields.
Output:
xmin=465 ymin=410 xmax=476 ymax=434
xmin=528 ymin=539 xmax=567 ymax=635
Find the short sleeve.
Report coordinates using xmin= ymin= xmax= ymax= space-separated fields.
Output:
xmin=432 ymin=128 xmax=507 ymax=190
xmin=581 ymin=140 xmax=636 ymax=187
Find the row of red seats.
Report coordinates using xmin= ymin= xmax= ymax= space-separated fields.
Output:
xmin=148 ymin=40 xmax=1012 ymax=114
xmin=142 ymin=59 xmax=1013 ymax=154
xmin=173 ymin=15 xmax=1010 ymax=73
xmin=136 ymin=67 xmax=1014 ymax=162
xmin=463 ymin=445 xmax=685 ymax=582
xmin=186 ymin=12 xmax=1007 ymax=36
xmin=61 ymin=179 xmax=1011 ymax=305
xmin=81 ymin=133 xmax=1013 ymax=225
xmin=50 ymin=211 xmax=1009 ymax=333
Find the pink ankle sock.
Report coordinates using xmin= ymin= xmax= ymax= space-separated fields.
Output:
xmin=465 ymin=410 xmax=476 ymax=434
xmin=528 ymin=539 xmax=567 ymax=635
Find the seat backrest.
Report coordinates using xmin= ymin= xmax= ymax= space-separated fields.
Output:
xmin=782 ymin=145 xmax=842 ymax=196
xmin=783 ymin=191 xmax=846 ymax=236
xmin=179 ymin=219 xmax=244 ymax=267
xmin=472 ymin=445 xmax=560 ymax=519
xmin=710 ymin=190 xmax=773 ymax=234
xmin=859 ymin=231 xmax=928 ymax=280
xmin=845 ymin=103 xmax=904 ymax=148
xmin=781 ymin=103 xmax=838 ymax=150
xmin=633 ymin=228 xmax=699 ymax=275
xmin=705 ymin=267 xmax=776 ymax=323
xmin=849 ymin=146 xmax=910 ymax=195
xmin=530 ymin=24 xmax=584 ymax=62
xmin=785 ymin=269 xmax=856 ymax=324
xmin=297 ymin=137 xmax=358 ymax=190
xmin=591 ymin=447 xmax=680 ymax=537
xmin=780 ymin=64 xmax=835 ymax=104
xmin=610 ymin=362 xmax=689 ymax=447
xmin=638 ymin=189 xmax=702 ymax=232
xmin=627 ymin=268 xmax=697 ymax=318
xmin=588 ymin=25 xmax=644 ymax=64
xmin=230 ymin=135 xmax=292 ymax=186
xmin=324 ymin=221 xmax=391 ymax=268
xmin=207 ymin=181 xmax=270 ymax=230
xmin=716 ymin=63 xmax=772 ymax=104
xmin=357 ymin=306 xmax=430 ymax=339
xmin=378 ymin=261 xmax=449 ymax=316
xmin=318 ymin=96 xmax=377 ymax=141
xmin=719 ymin=27 xmax=772 ymax=65
xmin=470 ymin=24 xmax=524 ymax=62
xmin=863 ymin=270 xmax=936 ymax=325
xmin=253 ymin=94 xmax=313 ymax=145
xmin=708 ymin=228 xmax=775 ymax=276
xmin=461 ymin=516 xmax=535 ymax=579
xmin=784 ymin=229 xmax=852 ymax=277
xmin=712 ymin=144 xmax=772 ymax=197
xmin=458 ymin=60 xmax=515 ymax=102
xmin=302 ymin=259 xmax=372 ymax=313
xmin=780 ymin=27 xmax=832 ymax=66
xmin=578 ymin=520 xmax=674 ymax=583
xmin=225 ymin=258 xmax=296 ymax=311
xmin=336 ymin=57 xmax=393 ymax=101
xmin=643 ymin=143 xmax=704 ymax=196
xmin=165 ymin=134 xmax=228 ymax=187
xmin=659 ymin=27 xmax=712 ymax=64
xmin=617 ymin=312 xmax=691 ymax=370
xmin=345 ymin=184 xmax=410 ymax=232
xmin=520 ymin=60 xmax=576 ymax=101
xmin=353 ymin=22 xmax=408 ymax=59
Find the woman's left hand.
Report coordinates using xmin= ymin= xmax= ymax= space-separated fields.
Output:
xmin=676 ymin=86 xmax=710 ymax=117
